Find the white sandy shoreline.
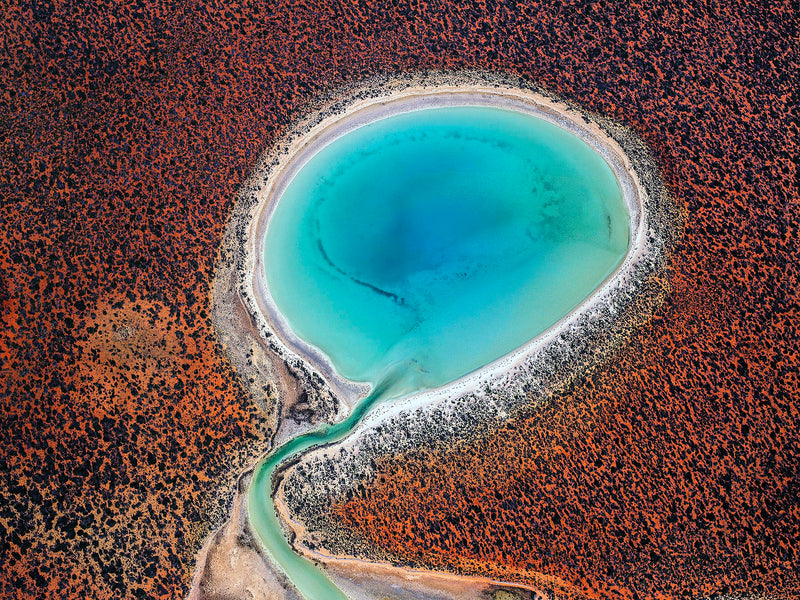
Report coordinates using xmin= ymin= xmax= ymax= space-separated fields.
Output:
xmin=245 ymin=82 xmax=647 ymax=417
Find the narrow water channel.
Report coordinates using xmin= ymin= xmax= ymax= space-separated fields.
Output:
xmin=248 ymin=376 xmax=406 ymax=599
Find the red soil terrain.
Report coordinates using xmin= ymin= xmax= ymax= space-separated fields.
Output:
xmin=1 ymin=0 xmax=797 ymax=599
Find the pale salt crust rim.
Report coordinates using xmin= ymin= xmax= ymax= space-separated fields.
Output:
xmin=243 ymin=82 xmax=647 ymax=417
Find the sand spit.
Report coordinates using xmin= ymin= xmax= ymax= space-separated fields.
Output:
xmin=324 ymin=558 xmax=583 ymax=600
xmin=199 ymin=69 xmax=681 ymax=599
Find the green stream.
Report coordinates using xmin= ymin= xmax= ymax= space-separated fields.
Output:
xmin=248 ymin=378 xmax=405 ymax=600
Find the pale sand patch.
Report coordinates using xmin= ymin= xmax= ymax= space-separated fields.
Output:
xmin=324 ymin=559 xmax=553 ymax=600
xmin=187 ymin=474 xmax=301 ymax=600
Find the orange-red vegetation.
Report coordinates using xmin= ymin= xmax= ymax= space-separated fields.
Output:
xmin=1 ymin=0 xmax=797 ymax=597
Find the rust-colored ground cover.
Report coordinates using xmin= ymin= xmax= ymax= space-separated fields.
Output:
xmin=1 ymin=0 xmax=797 ymax=598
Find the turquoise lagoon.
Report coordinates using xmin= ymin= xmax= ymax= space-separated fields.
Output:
xmin=264 ymin=105 xmax=630 ymax=394
xmin=250 ymin=103 xmax=631 ymax=600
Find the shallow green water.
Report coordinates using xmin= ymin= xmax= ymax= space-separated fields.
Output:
xmin=250 ymin=105 xmax=630 ymax=599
